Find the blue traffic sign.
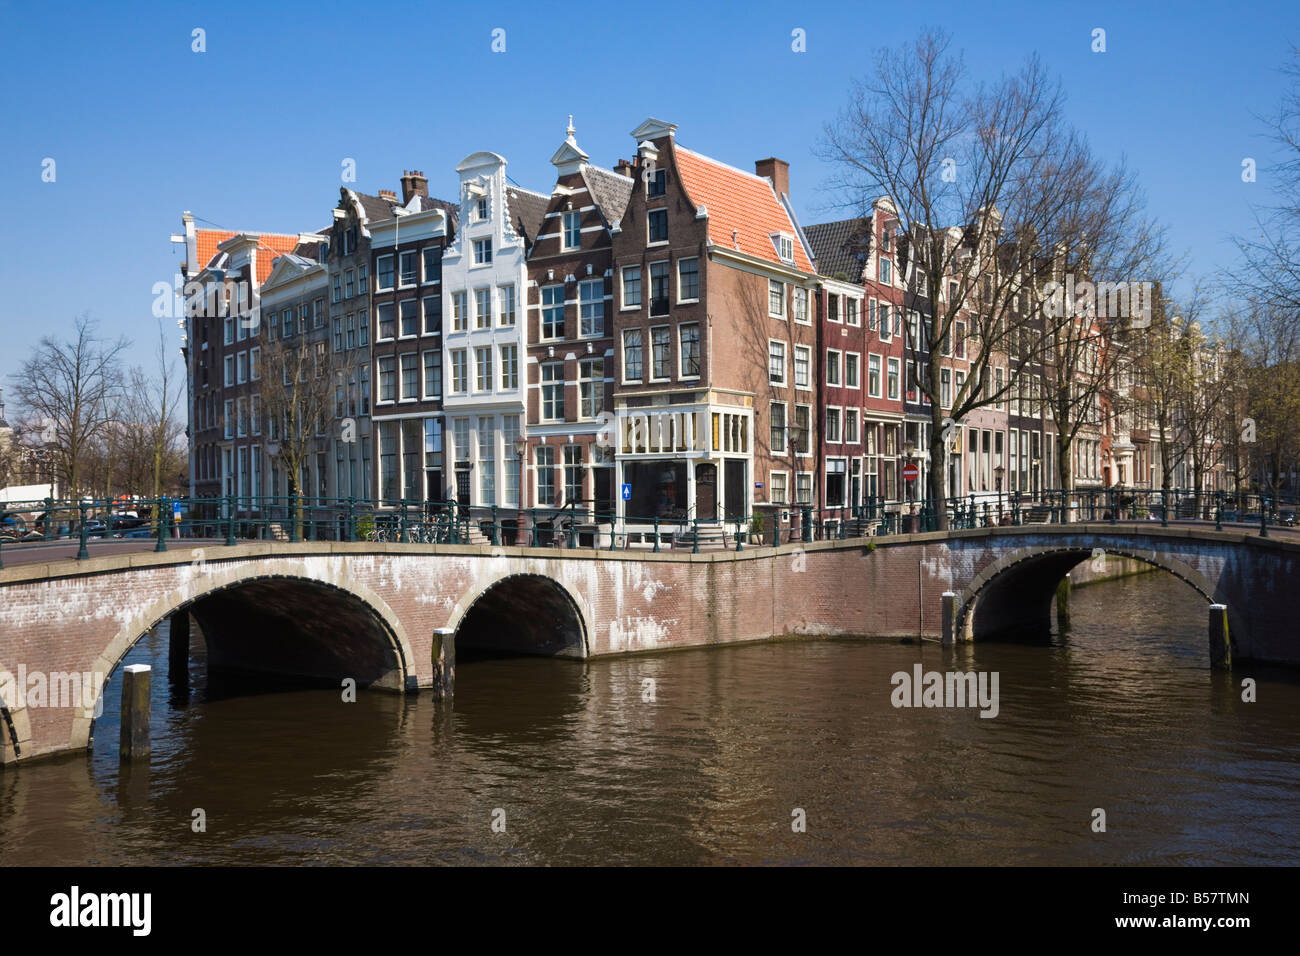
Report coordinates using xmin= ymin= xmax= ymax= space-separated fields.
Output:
xmin=621 ymin=483 xmax=631 ymax=501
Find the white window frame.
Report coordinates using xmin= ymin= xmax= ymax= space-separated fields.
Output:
xmin=768 ymin=339 xmax=787 ymax=386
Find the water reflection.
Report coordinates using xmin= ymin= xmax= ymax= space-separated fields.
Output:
xmin=1 ymin=571 xmax=1297 ymax=865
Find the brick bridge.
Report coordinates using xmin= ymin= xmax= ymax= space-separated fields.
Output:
xmin=1 ymin=525 xmax=1295 ymax=763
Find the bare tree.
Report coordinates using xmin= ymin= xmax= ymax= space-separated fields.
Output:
xmin=820 ymin=28 xmax=1157 ymax=527
xmin=13 ymin=316 xmax=129 ymax=499
xmin=258 ymin=334 xmax=338 ymax=536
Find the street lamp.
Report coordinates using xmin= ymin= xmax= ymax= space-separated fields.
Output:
xmin=513 ymin=434 xmax=527 ymax=545
xmin=994 ymin=464 xmax=1005 ymax=524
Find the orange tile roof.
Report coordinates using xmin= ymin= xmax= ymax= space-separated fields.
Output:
xmin=674 ymin=146 xmax=813 ymax=273
xmin=194 ymin=229 xmax=303 ymax=285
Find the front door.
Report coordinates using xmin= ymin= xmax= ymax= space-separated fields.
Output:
xmin=724 ymin=459 xmax=746 ymax=521
xmin=455 ymin=469 xmax=471 ymax=505
xmin=695 ymin=462 xmax=717 ymax=521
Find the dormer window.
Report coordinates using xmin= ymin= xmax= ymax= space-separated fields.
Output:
xmin=563 ymin=210 xmax=581 ymax=250
xmin=773 ymin=233 xmax=794 ymax=264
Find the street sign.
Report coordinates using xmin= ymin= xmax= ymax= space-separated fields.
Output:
xmin=621 ymin=483 xmax=631 ymax=501
xmin=902 ymin=462 xmax=920 ymax=482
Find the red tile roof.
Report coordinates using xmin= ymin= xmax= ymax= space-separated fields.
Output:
xmin=674 ymin=146 xmax=813 ymax=272
xmin=195 ymin=229 xmax=302 ymax=285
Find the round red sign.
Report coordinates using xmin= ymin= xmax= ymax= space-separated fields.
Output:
xmin=902 ymin=462 xmax=920 ymax=482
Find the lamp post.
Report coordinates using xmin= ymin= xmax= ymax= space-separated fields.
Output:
xmin=513 ymin=434 xmax=527 ymax=546
xmin=994 ymin=465 xmax=1005 ymax=525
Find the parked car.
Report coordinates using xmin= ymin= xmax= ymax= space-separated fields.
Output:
xmin=108 ymin=514 xmax=149 ymax=535
xmin=1278 ymin=510 xmax=1296 ymax=527
xmin=121 ymin=526 xmax=155 ymax=538
xmin=72 ymin=519 xmax=109 ymax=538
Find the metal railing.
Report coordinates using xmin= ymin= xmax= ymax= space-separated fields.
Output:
xmin=1 ymin=487 xmax=1296 ymax=566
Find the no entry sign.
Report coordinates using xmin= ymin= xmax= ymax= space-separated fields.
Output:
xmin=902 ymin=462 xmax=920 ymax=482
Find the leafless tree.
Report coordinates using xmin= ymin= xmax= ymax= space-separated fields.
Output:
xmin=13 ymin=316 xmax=129 ymax=499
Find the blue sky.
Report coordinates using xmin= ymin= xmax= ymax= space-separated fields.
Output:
xmin=1 ymin=0 xmax=1296 ymax=393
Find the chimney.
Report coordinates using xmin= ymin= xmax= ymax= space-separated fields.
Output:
xmin=400 ymin=169 xmax=428 ymax=204
xmin=614 ymin=158 xmax=634 ymax=178
xmin=755 ymin=157 xmax=790 ymax=199
xmin=377 ymin=189 xmax=397 ymax=201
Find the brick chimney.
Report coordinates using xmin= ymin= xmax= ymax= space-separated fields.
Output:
xmin=377 ymin=189 xmax=397 ymax=201
xmin=755 ymin=157 xmax=790 ymax=198
xmin=614 ymin=158 xmax=634 ymax=178
xmin=400 ymin=169 xmax=428 ymax=204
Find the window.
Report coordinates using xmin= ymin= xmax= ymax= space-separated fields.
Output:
xmin=333 ymin=316 xmax=343 ymax=351
xmin=846 ymin=353 xmax=860 ymax=389
xmin=768 ymin=340 xmax=786 ymax=384
xmin=563 ymin=210 xmax=581 ymax=250
xmin=475 ymin=288 xmax=492 ymax=329
xmin=473 ymin=238 xmax=492 ymax=265
xmin=378 ymin=356 xmax=396 ymax=402
xmin=422 ymin=294 xmax=440 ymax=335
xmin=498 ymin=284 xmax=515 ymax=326
xmin=345 ymin=270 xmax=355 ymax=299
xmin=450 ymin=348 xmax=467 ymax=393
xmin=941 ymin=367 xmax=951 ymax=408
xmin=649 ymin=262 xmax=669 ymax=316
xmin=359 ymin=309 xmax=369 ymax=346
xmin=223 ymin=399 xmax=233 ymax=439
xmin=358 ymin=265 xmax=368 ymax=294
xmin=400 ymin=299 xmax=418 ymax=337
xmin=251 ymin=394 xmax=261 ymax=435
xmin=250 ymin=346 xmax=260 ymax=380
xmin=478 ymin=417 xmax=496 ymax=504
xmin=887 ymin=358 xmax=900 ymax=400
xmin=868 ymin=354 xmax=882 ymax=397
xmin=501 ymin=415 xmax=519 ymax=506
xmin=579 ymin=357 xmax=603 ymax=418
xmin=679 ymin=323 xmax=700 ymax=378
xmin=541 ymin=362 xmax=564 ymax=420
xmin=377 ymin=303 xmax=395 ymax=340
xmin=224 ymin=355 xmax=235 ymax=387
xmin=678 ymin=258 xmax=699 ymax=301
xmin=825 ymin=407 xmax=841 ymax=443
xmin=423 ymin=350 xmax=442 ymax=399
xmin=500 ymin=344 xmax=518 ymax=390
xmin=475 ymin=346 xmax=493 ymax=392
xmin=236 ymin=350 xmax=248 ymax=384
xmin=847 ymin=299 xmax=860 ymax=326
xmin=770 ymin=402 xmax=788 ymax=454
xmin=794 ymin=345 xmax=810 ymax=389
xmin=826 ymin=350 xmax=841 ymax=387
xmin=302 ymin=303 xmax=312 ymax=331
xmin=564 ymin=445 xmax=584 ymax=504
xmin=541 ymin=285 xmax=564 ymax=339
xmin=332 ymin=275 xmax=342 ymax=304
xmin=475 ymin=196 xmax=489 ymax=221
xmin=623 ymin=329 xmax=643 ymax=381
xmin=345 ymin=314 xmax=356 ymax=350
xmin=845 ymin=408 xmax=859 ymax=444
xmin=646 ymin=167 xmax=666 ymax=196
xmin=776 ymin=234 xmax=794 ymax=263
xmin=453 ymin=417 xmax=471 ymax=464
xmin=795 ymin=288 xmax=809 ymax=324
xmin=769 ymin=280 xmax=785 ymax=317
xmin=399 ymin=251 xmax=417 ymax=287
xmin=452 ymin=292 xmax=467 ymax=332
xmin=769 ymin=471 xmax=788 ymax=504
xmin=536 ymin=446 xmax=555 ymax=505
xmin=828 ymin=294 xmax=840 ymax=323
xmin=377 ymin=255 xmax=395 ymax=290
xmin=422 ymin=247 xmax=440 ymax=284
xmin=236 ymin=398 xmax=247 ymax=437
xmin=401 ymin=353 xmax=419 ymax=400
xmin=868 ymin=300 xmax=877 ymax=331
xmin=651 ymin=326 xmax=671 ymax=379
xmin=955 ymin=321 xmax=966 ymax=359
xmin=796 ymin=472 xmax=813 ymax=505
xmin=622 ymin=266 xmax=642 ymax=308
xmin=360 ymin=364 xmax=370 ymax=413
xmin=879 ymin=258 xmax=892 ymax=283
xmin=579 ymin=279 xmax=604 ymax=336
xmin=648 ymin=209 xmax=668 ymax=243
xmin=878 ymin=303 xmax=892 ymax=341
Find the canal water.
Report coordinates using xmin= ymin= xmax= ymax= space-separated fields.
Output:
xmin=1 ymin=571 xmax=1297 ymax=865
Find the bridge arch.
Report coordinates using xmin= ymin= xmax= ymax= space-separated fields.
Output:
xmin=78 ymin=560 xmax=417 ymax=751
xmin=448 ymin=572 xmax=591 ymax=658
xmin=956 ymin=542 xmax=1240 ymax=650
